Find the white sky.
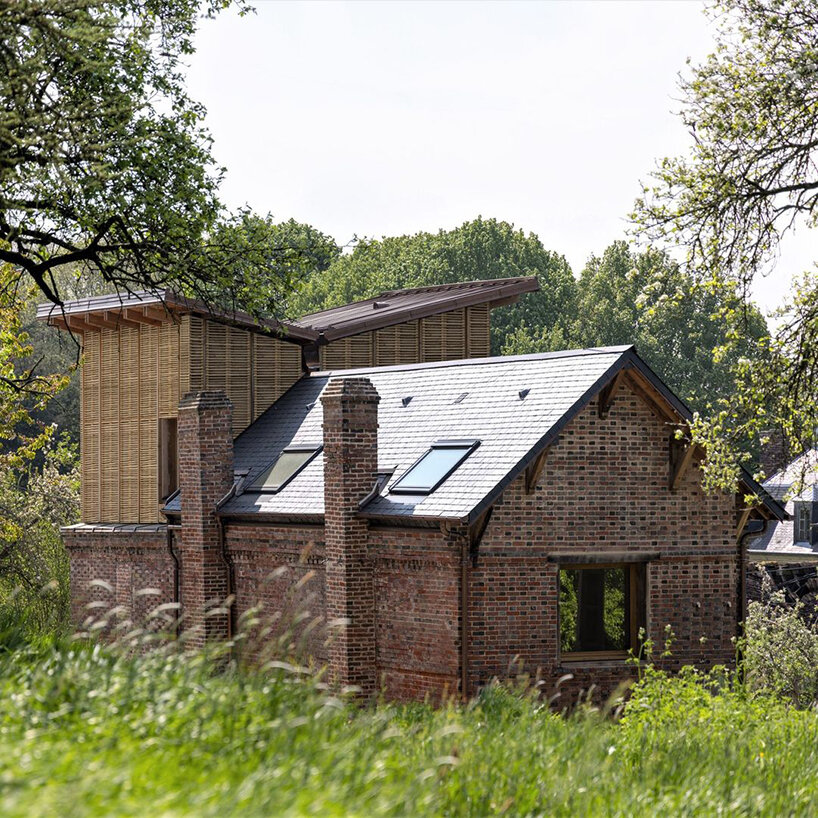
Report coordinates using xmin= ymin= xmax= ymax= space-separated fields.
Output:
xmin=187 ymin=0 xmax=815 ymax=316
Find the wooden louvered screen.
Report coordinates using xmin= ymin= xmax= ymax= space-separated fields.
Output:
xmin=228 ymin=328 xmax=251 ymax=433
xmin=99 ymin=329 xmax=120 ymax=522
xmin=138 ymin=324 xmax=159 ymax=522
xmin=466 ymin=304 xmax=490 ymax=358
xmin=81 ymin=332 xmax=101 ymax=523
xmin=253 ymin=334 xmax=303 ymax=421
xmin=319 ymin=332 xmax=374 ymax=370
xmin=119 ymin=326 xmax=140 ymax=522
xmin=187 ymin=315 xmax=205 ymax=392
xmin=79 ymin=314 xmax=306 ymax=524
xmin=374 ymin=320 xmax=419 ymax=366
xmin=420 ymin=309 xmax=467 ymax=362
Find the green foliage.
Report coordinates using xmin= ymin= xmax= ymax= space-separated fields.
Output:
xmin=741 ymin=588 xmax=818 ymax=709
xmin=290 ymin=217 xmax=578 ymax=355
xmin=0 ymin=438 xmax=77 ymax=635
xmin=572 ymin=241 xmax=768 ymax=413
xmin=0 ymin=0 xmax=329 ymax=320
xmin=3 ymin=618 xmax=818 ymax=816
xmin=633 ymin=0 xmax=818 ymax=482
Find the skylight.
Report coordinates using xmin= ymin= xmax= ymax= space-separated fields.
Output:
xmin=390 ymin=440 xmax=480 ymax=495
xmin=249 ymin=445 xmax=322 ymax=493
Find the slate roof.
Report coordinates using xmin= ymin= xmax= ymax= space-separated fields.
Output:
xmin=164 ymin=345 xmax=785 ymax=525
xmin=749 ymin=448 xmax=818 ymax=560
xmin=291 ymin=277 xmax=539 ymax=342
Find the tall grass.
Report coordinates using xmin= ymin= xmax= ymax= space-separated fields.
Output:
xmin=2 ymin=600 xmax=818 ymax=816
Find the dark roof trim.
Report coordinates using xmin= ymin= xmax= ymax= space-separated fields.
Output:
xmin=748 ymin=550 xmax=818 ymax=564
xmin=36 ymin=289 xmax=319 ymax=343
xmin=293 ymin=277 xmax=539 ymax=342
xmin=464 ymin=347 xmax=788 ymax=525
xmin=312 ymin=345 xmax=633 ymax=379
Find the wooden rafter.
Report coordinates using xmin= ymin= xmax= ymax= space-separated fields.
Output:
xmin=735 ymin=507 xmax=753 ymax=540
xmin=83 ymin=312 xmax=121 ymax=330
xmin=598 ymin=371 xmax=626 ymax=418
xmin=624 ymin=370 xmax=676 ymax=422
xmin=525 ymin=447 xmax=549 ymax=494
xmin=669 ymin=432 xmax=697 ymax=491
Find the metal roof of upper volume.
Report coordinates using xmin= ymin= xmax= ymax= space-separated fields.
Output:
xmin=36 ymin=276 xmax=539 ymax=344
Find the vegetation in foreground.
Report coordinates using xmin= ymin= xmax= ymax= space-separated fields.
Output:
xmin=0 ymin=597 xmax=817 ymax=817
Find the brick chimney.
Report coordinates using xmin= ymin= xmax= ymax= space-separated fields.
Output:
xmin=760 ymin=427 xmax=787 ymax=479
xmin=321 ymin=377 xmax=380 ymax=695
xmin=177 ymin=391 xmax=234 ymax=646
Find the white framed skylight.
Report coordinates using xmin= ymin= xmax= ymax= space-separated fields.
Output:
xmin=390 ymin=440 xmax=480 ymax=495
xmin=249 ymin=445 xmax=322 ymax=493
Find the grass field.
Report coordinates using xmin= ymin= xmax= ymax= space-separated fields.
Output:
xmin=2 ymin=615 xmax=818 ymax=818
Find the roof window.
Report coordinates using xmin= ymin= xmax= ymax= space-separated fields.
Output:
xmin=390 ymin=440 xmax=480 ymax=495
xmin=249 ymin=445 xmax=322 ymax=493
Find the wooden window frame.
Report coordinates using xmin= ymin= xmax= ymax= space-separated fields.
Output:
xmin=158 ymin=417 xmax=178 ymax=503
xmin=794 ymin=501 xmax=811 ymax=543
xmin=557 ymin=561 xmax=647 ymax=663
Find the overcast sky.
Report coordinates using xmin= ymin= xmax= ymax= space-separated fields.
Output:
xmin=187 ymin=0 xmax=814 ymax=315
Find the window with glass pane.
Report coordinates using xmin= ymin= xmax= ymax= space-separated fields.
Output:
xmin=559 ymin=564 xmax=645 ymax=656
xmin=249 ymin=447 xmax=321 ymax=493
xmin=390 ymin=441 xmax=479 ymax=494
xmin=794 ymin=501 xmax=811 ymax=543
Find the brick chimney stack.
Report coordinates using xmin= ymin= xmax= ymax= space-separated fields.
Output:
xmin=321 ymin=377 xmax=380 ymax=695
xmin=177 ymin=390 xmax=234 ymax=646
xmin=760 ymin=428 xmax=787 ymax=480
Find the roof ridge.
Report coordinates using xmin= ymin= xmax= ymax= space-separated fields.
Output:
xmin=379 ymin=276 xmax=533 ymax=298
xmin=310 ymin=345 xmax=634 ymax=378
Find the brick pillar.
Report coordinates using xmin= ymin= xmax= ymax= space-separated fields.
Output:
xmin=177 ymin=391 xmax=233 ymax=646
xmin=321 ymin=377 xmax=380 ymax=695
xmin=760 ymin=428 xmax=787 ymax=479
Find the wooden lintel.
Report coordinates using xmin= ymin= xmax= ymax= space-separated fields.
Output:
xmin=735 ymin=507 xmax=753 ymax=540
xmin=598 ymin=371 xmax=626 ymax=418
xmin=669 ymin=437 xmax=696 ymax=491
xmin=525 ymin=447 xmax=549 ymax=494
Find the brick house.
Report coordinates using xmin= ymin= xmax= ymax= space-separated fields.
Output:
xmin=39 ymin=282 xmax=785 ymax=701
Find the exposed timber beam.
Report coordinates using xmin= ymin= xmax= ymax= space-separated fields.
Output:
xmin=598 ymin=371 xmax=626 ymax=418
xmin=669 ymin=433 xmax=697 ymax=491
xmin=525 ymin=447 xmax=549 ymax=494
xmin=625 ymin=370 xmax=676 ymax=423
xmin=735 ymin=507 xmax=753 ymax=540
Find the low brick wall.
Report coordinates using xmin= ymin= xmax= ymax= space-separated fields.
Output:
xmin=63 ymin=524 xmax=174 ymax=629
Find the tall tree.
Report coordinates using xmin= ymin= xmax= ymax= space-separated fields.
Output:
xmin=0 ymin=0 xmax=318 ymax=319
xmin=633 ymin=0 xmax=818 ymax=482
xmin=572 ymin=242 xmax=768 ymax=413
xmin=291 ymin=217 xmax=577 ymax=354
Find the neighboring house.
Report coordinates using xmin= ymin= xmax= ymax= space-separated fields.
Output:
xmin=747 ymin=449 xmax=818 ymax=607
xmin=38 ymin=282 xmax=785 ymax=702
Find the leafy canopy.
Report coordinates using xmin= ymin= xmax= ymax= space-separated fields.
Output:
xmin=290 ymin=217 xmax=578 ymax=355
xmin=0 ymin=0 xmax=322 ymax=318
xmin=633 ymin=0 xmax=818 ymax=481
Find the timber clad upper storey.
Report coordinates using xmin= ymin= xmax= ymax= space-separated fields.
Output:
xmin=36 ymin=277 xmax=538 ymax=524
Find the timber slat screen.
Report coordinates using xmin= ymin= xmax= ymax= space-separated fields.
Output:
xmin=78 ymin=304 xmax=492 ymax=524
xmin=80 ymin=315 xmax=302 ymax=524
xmin=318 ymin=306 xmax=491 ymax=370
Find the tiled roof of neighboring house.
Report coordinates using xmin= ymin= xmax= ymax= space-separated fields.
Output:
xmin=749 ymin=447 xmax=818 ymax=561
xmin=290 ymin=277 xmax=540 ymax=342
xmin=164 ymin=345 xmax=785 ymax=525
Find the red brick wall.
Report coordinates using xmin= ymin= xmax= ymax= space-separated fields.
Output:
xmin=468 ymin=383 xmax=738 ymax=702
xmin=224 ymin=523 xmax=327 ymax=662
xmin=63 ymin=525 xmax=174 ymax=629
xmin=177 ymin=391 xmax=234 ymax=644
xmin=370 ymin=525 xmax=461 ymax=701
xmin=321 ymin=378 xmax=380 ymax=694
